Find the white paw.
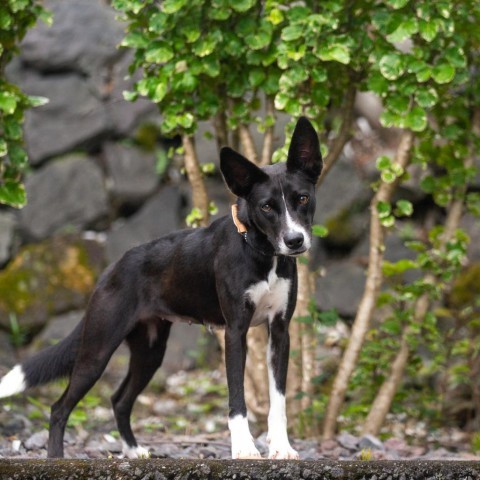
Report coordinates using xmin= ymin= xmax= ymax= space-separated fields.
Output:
xmin=229 ymin=415 xmax=262 ymax=459
xmin=267 ymin=438 xmax=299 ymax=459
xmin=122 ymin=443 xmax=151 ymax=459
xmin=232 ymin=440 xmax=262 ymax=460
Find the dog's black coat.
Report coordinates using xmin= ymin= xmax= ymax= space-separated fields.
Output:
xmin=7 ymin=117 xmax=322 ymax=458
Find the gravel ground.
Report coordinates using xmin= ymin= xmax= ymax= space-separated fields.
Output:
xmin=1 ymin=369 xmax=479 ymax=461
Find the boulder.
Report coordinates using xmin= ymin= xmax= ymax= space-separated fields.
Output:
xmin=105 ymin=52 xmax=159 ymax=137
xmin=0 ymin=211 xmax=17 ymax=266
xmin=29 ymin=311 xmax=84 ymax=352
xmin=103 ymin=142 xmax=159 ymax=208
xmin=0 ymin=330 xmax=16 ymax=369
xmin=18 ymin=0 xmax=124 ymax=82
xmin=6 ymin=60 xmax=111 ymax=165
xmin=19 ymin=154 xmax=109 ymax=240
xmin=105 ymin=186 xmax=183 ymax=263
xmin=316 ymin=261 xmax=366 ymax=318
xmin=314 ymin=157 xmax=368 ymax=226
xmin=0 ymin=235 xmax=105 ymax=332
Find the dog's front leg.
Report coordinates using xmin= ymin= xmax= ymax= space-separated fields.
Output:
xmin=225 ymin=326 xmax=262 ymax=459
xmin=266 ymin=315 xmax=299 ymax=459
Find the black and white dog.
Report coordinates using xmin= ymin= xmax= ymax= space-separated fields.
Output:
xmin=0 ymin=117 xmax=322 ymax=459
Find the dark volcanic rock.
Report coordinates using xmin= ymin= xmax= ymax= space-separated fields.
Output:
xmin=106 ymin=186 xmax=183 ymax=263
xmin=316 ymin=261 xmax=366 ymax=318
xmin=0 ymin=211 xmax=16 ymax=266
xmin=19 ymin=154 xmax=109 ymax=240
xmin=18 ymin=0 xmax=124 ymax=80
xmin=103 ymin=142 xmax=159 ymax=208
xmin=6 ymin=63 xmax=111 ymax=165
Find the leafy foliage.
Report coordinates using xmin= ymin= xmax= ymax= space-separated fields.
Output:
xmin=0 ymin=0 xmax=50 ymax=207
xmin=114 ymin=0 xmax=480 ymax=434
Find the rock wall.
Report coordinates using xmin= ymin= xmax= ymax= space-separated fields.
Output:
xmin=1 ymin=0 xmax=479 ymax=379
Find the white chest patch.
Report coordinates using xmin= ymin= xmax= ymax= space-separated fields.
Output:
xmin=246 ymin=258 xmax=291 ymax=327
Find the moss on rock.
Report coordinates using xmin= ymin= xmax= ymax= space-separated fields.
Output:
xmin=449 ymin=261 xmax=480 ymax=309
xmin=0 ymin=235 xmax=105 ymax=334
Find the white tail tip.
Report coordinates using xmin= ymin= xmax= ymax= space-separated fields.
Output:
xmin=0 ymin=365 xmax=26 ymax=399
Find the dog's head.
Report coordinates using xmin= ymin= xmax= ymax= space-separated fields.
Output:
xmin=220 ymin=117 xmax=322 ymax=256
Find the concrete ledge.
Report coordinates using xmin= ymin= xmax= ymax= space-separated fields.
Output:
xmin=1 ymin=459 xmax=479 ymax=480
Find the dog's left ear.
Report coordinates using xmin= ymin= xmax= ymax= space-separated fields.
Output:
xmin=220 ymin=147 xmax=269 ymax=198
xmin=287 ymin=117 xmax=323 ymax=183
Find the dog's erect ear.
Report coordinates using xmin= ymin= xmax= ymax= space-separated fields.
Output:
xmin=287 ymin=117 xmax=323 ymax=183
xmin=220 ymin=147 xmax=268 ymax=198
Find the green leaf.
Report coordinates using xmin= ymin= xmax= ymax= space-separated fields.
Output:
xmin=405 ymin=106 xmax=427 ymax=132
xmin=376 ymin=155 xmax=392 ymax=171
xmin=161 ymin=0 xmax=187 ymax=14
xmin=395 ymin=199 xmax=413 ymax=216
xmin=145 ymin=43 xmax=174 ymax=63
xmin=379 ymin=53 xmax=404 ymax=80
xmin=386 ymin=0 xmax=409 ymax=8
xmin=248 ymin=69 xmax=266 ymax=88
xmin=383 ymin=259 xmax=417 ymax=276
xmin=193 ymin=35 xmax=218 ymax=57
xmin=267 ymin=8 xmax=284 ymax=25
xmin=0 ymin=9 xmax=12 ymax=29
xmin=386 ymin=18 xmax=418 ymax=43
xmin=231 ymin=0 xmax=255 ymax=12
xmin=418 ymin=19 xmax=438 ymax=42
xmin=380 ymin=109 xmax=404 ymax=129
xmin=367 ymin=72 xmax=389 ymax=95
xmin=281 ymin=24 xmax=304 ymax=42
xmin=0 ymin=181 xmax=27 ymax=208
xmin=431 ymin=63 xmax=455 ymax=84
xmin=377 ymin=201 xmax=391 ymax=218
xmin=0 ymin=138 xmax=7 ymax=157
xmin=28 ymin=95 xmax=49 ymax=107
xmin=246 ymin=28 xmax=271 ymax=50
xmin=121 ymin=31 xmax=149 ymax=49
xmin=317 ymin=43 xmax=350 ymax=64
xmin=8 ymin=144 xmax=27 ymax=166
xmin=445 ymin=47 xmax=466 ymax=68
xmin=312 ymin=224 xmax=328 ymax=237
xmin=0 ymin=92 xmax=17 ymax=115
xmin=152 ymin=82 xmax=168 ymax=102
xmin=123 ymin=90 xmax=138 ymax=101
xmin=415 ymin=87 xmax=438 ymax=108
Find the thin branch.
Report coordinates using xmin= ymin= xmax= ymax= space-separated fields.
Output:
xmin=260 ymin=96 xmax=275 ymax=166
xmin=322 ymin=129 xmax=414 ymax=440
xmin=317 ymin=84 xmax=357 ymax=187
xmin=238 ymin=124 xmax=259 ymax=165
xmin=213 ymin=110 xmax=228 ymax=152
xmin=362 ymin=152 xmax=473 ymax=436
xmin=182 ymin=134 xmax=210 ymax=227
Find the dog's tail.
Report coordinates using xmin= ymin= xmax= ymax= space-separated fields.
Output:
xmin=0 ymin=319 xmax=84 ymax=399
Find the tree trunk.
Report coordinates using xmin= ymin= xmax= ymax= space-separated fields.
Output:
xmin=322 ymin=130 xmax=414 ymax=440
xmin=182 ymin=135 xmax=210 ymax=227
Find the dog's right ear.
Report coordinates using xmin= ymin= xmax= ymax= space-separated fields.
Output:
xmin=220 ymin=147 xmax=268 ymax=198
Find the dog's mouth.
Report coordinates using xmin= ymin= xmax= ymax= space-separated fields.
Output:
xmin=276 ymin=246 xmax=308 ymax=257
xmin=287 ymin=247 xmax=308 ymax=257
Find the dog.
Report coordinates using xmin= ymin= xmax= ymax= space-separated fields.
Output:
xmin=0 ymin=116 xmax=322 ymax=459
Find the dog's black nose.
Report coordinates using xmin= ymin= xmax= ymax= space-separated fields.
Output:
xmin=284 ymin=232 xmax=304 ymax=250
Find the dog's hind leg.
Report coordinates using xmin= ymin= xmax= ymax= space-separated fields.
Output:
xmin=47 ymin=299 xmax=132 ymax=458
xmin=112 ymin=320 xmax=172 ymax=458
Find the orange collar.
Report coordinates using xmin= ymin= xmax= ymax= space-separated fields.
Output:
xmin=231 ymin=204 xmax=248 ymax=240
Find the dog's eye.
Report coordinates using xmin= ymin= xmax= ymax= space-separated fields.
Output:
xmin=298 ymin=195 xmax=309 ymax=205
xmin=261 ymin=204 xmax=272 ymax=213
